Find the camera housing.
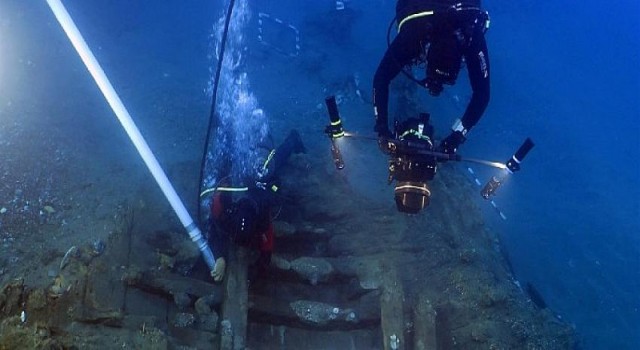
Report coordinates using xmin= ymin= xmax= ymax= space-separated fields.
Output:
xmin=388 ymin=113 xmax=438 ymax=214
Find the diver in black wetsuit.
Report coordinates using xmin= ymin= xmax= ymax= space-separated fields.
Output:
xmin=373 ymin=0 xmax=490 ymax=155
xmin=207 ymin=130 xmax=306 ymax=282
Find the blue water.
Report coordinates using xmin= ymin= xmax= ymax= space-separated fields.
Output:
xmin=1 ymin=0 xmax=638 ymax=348
xmin=476 ymin=1 xmax=640 ymax=348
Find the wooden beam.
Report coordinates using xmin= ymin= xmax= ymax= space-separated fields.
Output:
xmin=123 ymin=270 xmax=223 ymax=304
xmin=413 ymin=293 xmax=437 ymax=350
xmin=381 ymin=264 xmax=405 ymax=350
xmin=219 ymin=247 xmax=249 ymax=350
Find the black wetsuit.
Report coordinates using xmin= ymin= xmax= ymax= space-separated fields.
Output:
xmin=373 ymin=0 xmax=490 ymax=135
xmin=208 ymin=130 xmax=305 ymax=278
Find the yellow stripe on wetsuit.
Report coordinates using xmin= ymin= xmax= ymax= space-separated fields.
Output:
xmin=261 ymin=149 xmax=276 ymax=172
xmin=200 ymin=186 xmax=249 ymax=198
xmin=397 ymin=10 xmax=434 ymax=32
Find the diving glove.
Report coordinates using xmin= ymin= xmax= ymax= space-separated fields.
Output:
xmin=211 ymin=257 xmax=226 ymax=282
xmin=377 ymin=137 xmax=395 ymax=155
xmin=438 ymin=130 xmax=466 ymax=156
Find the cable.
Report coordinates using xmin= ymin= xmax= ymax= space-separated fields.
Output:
xmin=197 ymin=0 xmax=237 ymax=223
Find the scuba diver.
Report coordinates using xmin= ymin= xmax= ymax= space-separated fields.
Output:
xmin=373 ymin=0 xmax=490 ymax=156
xmin=206 ymin=130 xmax=306 ymax=282
xmin=325 ymin=2 xmax=531 ymax=214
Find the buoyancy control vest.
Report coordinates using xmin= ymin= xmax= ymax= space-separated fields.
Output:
xmin=395 ymin=0 xmax=482 ymax=27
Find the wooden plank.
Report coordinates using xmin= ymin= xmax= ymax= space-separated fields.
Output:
xmin=124 ymin=270 xmax=224 ymax=304
xmin=219 ymin=247 xmax=249 ymax=350
xmin=381 ymin=264 xmax=405 ymax=350
xmin=413 ymin=293 xmax=437 ymax=350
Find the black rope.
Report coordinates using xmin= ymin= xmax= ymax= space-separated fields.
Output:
xmin=197 ymin=0 xmax=236 ymax=224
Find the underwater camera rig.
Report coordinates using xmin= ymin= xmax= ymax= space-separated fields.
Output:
xmin=322 ymin=95 xmax=534 ymax=214
xmin=385 ymin=113 xmax=438 ymax=213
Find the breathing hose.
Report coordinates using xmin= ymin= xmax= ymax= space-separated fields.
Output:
xmin=45 ymin=0 xmax=217 ymax=273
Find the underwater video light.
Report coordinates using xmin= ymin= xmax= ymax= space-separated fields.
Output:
xmin=324 ymin=96 xmax=345 ymax=170
xmin=324 ymin=96 xmax=344 ymax=139
xmin=480 ymin=175 xmax=502 ymax=199
xmin=505 ymin=137 xmax=534 ymax=174
xmin=481 ymin=138 xmax=534 ymax=199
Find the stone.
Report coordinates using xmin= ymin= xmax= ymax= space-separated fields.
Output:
xmin=312 ymin=227 xmax=328 ymax=235
xmin=271 ymin=255 xmax=291 ymax=271
xmin=173 ymin=313 xmax=196 ymax=328
xmin=273 ymin=221 xmax=296 ymax=237
xmin=356 ymin=262 xmax=383 ymax=290
xmin=195 ymin=295 xmax=218 ymax=315
xmin=290 ymin=257 xmax=334 ymax=285
xmin=173 ymin=292 xmax=192 ymax=310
